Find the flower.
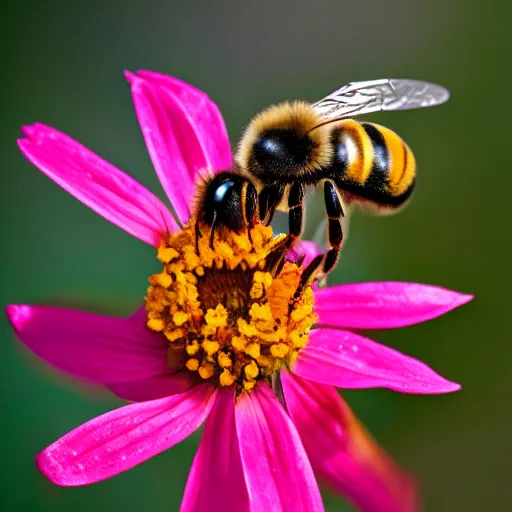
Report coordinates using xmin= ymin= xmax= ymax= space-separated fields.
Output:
xmin=6 ymin=70 xmax=472 ymax=512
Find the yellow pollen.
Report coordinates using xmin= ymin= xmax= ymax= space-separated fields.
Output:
xmin=218 ymin=352 xmax=233 ymax=368
xmin=147 ymin=318 xmax=164 ymax=332
xmin=244 ymin=342 xmax=261 ymax=359
xmin=243 ymin=381 xmax=256 ymax=392
xmin=198 ymin=363 xmax=215 ymax=380
xmin=164 ymin=329 xmax=184 ymax=342
xmin=186 ymin=358 xmax=200 ymax=371
xmin=219 ymin=368 xmax=237 ymax=387
xmin=289 ymin=330 xmax=309 ymax=349
xmin=173 ymin=311 xmax=189 ymax=326
xmin=154 ymin=272 xmax=172 ymax=288
xmin=202 ymin=340 xmax=220 ymax=356
xmin=145 ymin=219 xmax=317 ymax=393
xmin=244 ymin=360 xmax=260 ymax=380
xmin=257 ymin=354 xmax=273 ymax=368
xmin=204 ymin=304 xmax=228 ymax=328
xmin=157 ymin=245 xmax=179 ymax=263
xmin=270 ymin=343 xmax=290 ymax=358
xmin=186 ymin=340 xmax=200 ymax=356
xmin=231 ymin=335 xmax=247 ymax=351
xmin=291 ymin=303 xmax=314 ymax=323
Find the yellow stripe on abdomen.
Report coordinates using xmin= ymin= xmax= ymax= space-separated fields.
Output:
xmin=368 ymin=123 xmax=416 ymax=197
xmin=339 ymin=120 xmax=374 ymax=185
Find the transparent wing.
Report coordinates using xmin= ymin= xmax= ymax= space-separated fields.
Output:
xmin=312 ymin=79 xmax=450 ymax=120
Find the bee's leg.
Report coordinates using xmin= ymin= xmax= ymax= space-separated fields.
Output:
xmin=286 ymin=182 xmax=305 ymax=248
xmin=194 ymin=219 xmax=202 ymax=255
xmin=290 ymin=183 xmax=344 ymax=303
xmin=259 ymin=185 xmax=284 ymax=226
xmin=208 ymin=212 xmax=218 ymax=249
xmin=241 ymin=180 xmax=258 ymax=244
xmin=322 ymin=180 xmax=345 ymax=274
xmin=241 ymin=181 xmax=258 ymax=227
xmin=291 ymin=253 xmax=324 ymax=305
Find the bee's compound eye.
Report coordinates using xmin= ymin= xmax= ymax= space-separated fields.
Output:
xmin=253 ymin=129 xmax=312 ymax=174
xmin=202 ymin=173 xmax=247 ymax=232
xmin=213 ymin=181 xmax=235 ymax=204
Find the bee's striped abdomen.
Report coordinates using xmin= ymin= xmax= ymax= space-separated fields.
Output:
xmin=330 ymin=120 xmax=416 ymax=209
xmin=362 ymin=122 xmax=416 ymax=198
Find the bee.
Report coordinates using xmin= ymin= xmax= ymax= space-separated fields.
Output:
xmin=197 ymin=79 xmax=450 ymax=279
xmin=236 ymin=78 xmax=450 ymax=276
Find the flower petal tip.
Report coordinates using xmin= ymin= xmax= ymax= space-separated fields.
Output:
xmin=35 ymin=451 xmax=69 ymax=487
xmin=123 ymin=70 xmax=138 ymax=84
xmin=455 ymin=292 xmax=474 ymax=307
xmin=416 ymin=374 xmax=462 ymax=395
xmin=440 ymin=380 xmax=462 ymax=393
xmin=5 ymin=304 xmax=30 ymax=331
xmin=20 ymin=126 xmax=34 ymax=138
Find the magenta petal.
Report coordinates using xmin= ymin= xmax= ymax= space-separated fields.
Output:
xmin=6 ymin=304 xmax=169 ymax=384
xmin=282 ymin=373 xmax=418 ymax=512
xmin=18 ymin=124 xmax=176 ymax=246
xmin=294 ymin=328 xmax=460 ymax=394
xmin=132 ymin=70 xmax=232 ymax=171
xmin=315 ymin=281 xmax=473 ymax=329
xmin=108 ymin=372 xmax=195 ymax=402
xmin=235 ymin=383 xmax=324 ymax=512
xmin=127 ymin=71 xmax=232 ymax=225
xmin=181 ymin=388 xmax=249 ymax=512
xmin=287 ymin=240 xmax=321 ymax=268
xmin=37 ymin=384 xmax=215 ymax=486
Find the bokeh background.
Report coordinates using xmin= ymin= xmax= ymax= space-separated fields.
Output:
xmin=1 ymin=1 xmax=508 ymax=510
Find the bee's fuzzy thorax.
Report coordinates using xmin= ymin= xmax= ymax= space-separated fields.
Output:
xmin=236 ymin=101 xmax=333 ymax=179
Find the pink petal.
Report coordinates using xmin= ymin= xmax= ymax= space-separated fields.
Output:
xmin=133 ymin=70 xmax=232 ymax=172
xmin=287 ymin=240 xmax=321 ymax=268
xmin=37 ymin=383 xmax=215 ymax=486
xmin=181 ymin=387 xmax=249 ymax=512
xmin=126 ymin=70 xmax=232 ymax=225
xmin=315 ymin=281 xmax=473 ymax=329
xmin=108 ymin=372 xmax=195 ymax=402
xmin=282 ymin=373 xmax=418 ymax=512
xmin=235 ymin=383 xmax=324 ymax=512
xmin=18 ymin=123 xmax=177 ymax=247
xmin=294 ymin=328 xmax=460 ymax=394
xmin=6 ymin=304 xmax=169 ymax=384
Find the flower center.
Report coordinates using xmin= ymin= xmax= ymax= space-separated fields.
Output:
xmin=145 ymin=221 xmax=316 ymax=392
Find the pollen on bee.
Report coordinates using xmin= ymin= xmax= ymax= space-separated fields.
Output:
xmin=145 ymin=219 xmax=317 ymax=393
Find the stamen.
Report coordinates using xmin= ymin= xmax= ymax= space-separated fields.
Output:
xmin=145 ymin=220 xmax=317 ymax=393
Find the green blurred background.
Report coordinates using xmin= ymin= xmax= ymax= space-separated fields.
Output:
xmin=0 ymin=1 xmax=507 ymax=510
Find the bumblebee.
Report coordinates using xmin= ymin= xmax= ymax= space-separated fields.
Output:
xmin=197 ymin=79 xmax=450 ymax=278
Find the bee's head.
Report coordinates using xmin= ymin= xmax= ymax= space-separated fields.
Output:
xmin=196 ymin=172 xmax=258 ymax=233
xmin=237 ymin=101 xmax=332 ymax=180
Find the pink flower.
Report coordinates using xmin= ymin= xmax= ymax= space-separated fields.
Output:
xmin=6 ymin=70 xmax=472 ymax=512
